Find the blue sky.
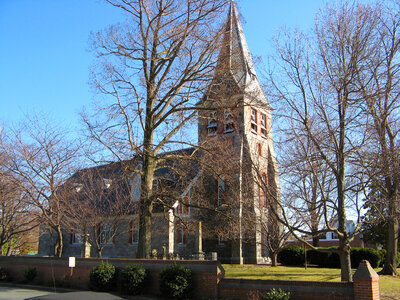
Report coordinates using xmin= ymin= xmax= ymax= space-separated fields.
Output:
xmin=0 ymin=0 xmax=329 ymax=129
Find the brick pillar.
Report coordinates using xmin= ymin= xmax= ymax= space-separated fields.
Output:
xmin=353 ymin=260 xmax=380 ymax=300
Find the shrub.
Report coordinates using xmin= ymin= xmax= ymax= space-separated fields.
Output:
xmin=277 ymin=246 xmax=304 ymax=266
xmin=89 ymin=262 xmax=116 ymax=292
xmin=351 ymin=248 xmax=381 ymax=268
xmin=24 ymin=266 xmax=37 ymax=282
xmin=159 ymin=264 xmax=192 ymax=299
xmin=0 ymin=267 xmax=9 ymax=281
xmin=378 ymin=249 xmax=386 ymax=267
xmin=262 ymin=288 xmax=291 ymax=300
xmin=120 ymin=264 xmax=147 ymax=295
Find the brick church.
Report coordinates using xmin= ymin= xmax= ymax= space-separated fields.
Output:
xmin=39 ymin=1 xmax=280 ymax=264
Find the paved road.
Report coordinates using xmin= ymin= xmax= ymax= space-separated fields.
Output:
xmin=0 ymin=284 xmax=157 ymax=300
xmin=0 ymin=285 xmax=55 ymax=300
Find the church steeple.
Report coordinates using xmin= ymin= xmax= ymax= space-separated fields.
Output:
xmin=216 ymin=1 xmax=268 ymax=104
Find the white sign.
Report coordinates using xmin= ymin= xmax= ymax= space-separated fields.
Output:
xmin=69 ymin=256 xmax=75 ymax=268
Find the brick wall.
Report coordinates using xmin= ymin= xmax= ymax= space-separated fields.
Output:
xmin=219 ymin=278 xmax=354 ymax=300
xmin=0 ymin=257 xmax=380 ymax=300
xmin=0 ymin=256 xmax=223 ymax=299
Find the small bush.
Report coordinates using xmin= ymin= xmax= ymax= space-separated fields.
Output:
xmin=351 ymin=248 xmax=381 ymax=268
xmin=262 ymin=288 xmax=291 ymax=300
xmin=24 ymin=266 xmax=37 ymax=282
xmin=89 ymin=262 xmax=116 ymax=292
xmin=277 ymin=246 xmax=304 ymax=266
xmin=120 ymin=264 xmax=147 ymax=295
xmin=159 ymin=264 xmax=192 ymax=299
xmin=0 ymin=267 xmax=9 ymax=281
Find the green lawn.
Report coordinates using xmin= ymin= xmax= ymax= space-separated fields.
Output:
xmin=223 ymin=264 xmax=400 ymax=298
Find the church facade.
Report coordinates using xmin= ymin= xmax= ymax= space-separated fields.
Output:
xmin=38 ymin=1 xmax=280 ymax=264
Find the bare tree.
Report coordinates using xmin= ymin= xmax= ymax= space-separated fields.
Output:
xmin=268 ymin=2 xmax=377 ymax=281
xmin=84 ymin=0 xmax=228 ymax=258
xmin=0 ymin=138 xmax=38 ymax=255
xmin=1 ymin=118 xmax=80 ymax=257
xmin=355 ymin=0 xmax=400 ymax=276
xmin=63 ymin=165 xmax=133 ymax=258
xmin=279 ymin=133 xmax=336 ymax=247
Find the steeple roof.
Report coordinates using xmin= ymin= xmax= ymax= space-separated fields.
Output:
xmin=216 ymin=1 xmax=268 ymax=105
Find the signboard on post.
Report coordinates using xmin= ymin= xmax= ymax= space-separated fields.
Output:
xmin=69 ymin=257 xmax=75 ymax=268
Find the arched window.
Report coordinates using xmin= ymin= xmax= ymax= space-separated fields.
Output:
xmin=207 ymin=111 xmax=217 ymax=136
xmin=129 ymin=220 xmax=139 ymax=244
xmin=224 ymin=110 xmax=234 ymax=133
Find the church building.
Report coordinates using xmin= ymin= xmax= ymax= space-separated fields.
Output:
xmin=38 ymin=1 xmax=280 ymax=264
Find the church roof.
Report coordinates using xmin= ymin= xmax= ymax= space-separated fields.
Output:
xmin=216 ymin=1 xmax=269 ymax=106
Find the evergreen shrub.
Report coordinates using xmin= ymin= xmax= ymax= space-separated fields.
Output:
xmin=89 ymin=262 xmax=116 ymax=291
xmin=0 ymin=267 xmax=9 ymax=281
xmin=378 ymin=249 xmax=386 ymax=267
xmin=24 ymin=266 xmax=37 ymax=282
xmin=262 ymin=288 xmax=291 ymax=300
xmin=351 ymin=248 xmax=381 ymax=268
xmin=159 ymin=264 xmax=192 ymax=299
xmin=277 ymin=246 xmax=304 ymax=266
xmin=120 ymin=264 xmax=147 ymax=295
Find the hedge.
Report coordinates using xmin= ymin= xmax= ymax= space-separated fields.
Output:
xmin=303 ymin=247 xmax=381 ymax=268
xmin=277 ymin=246 xmax=304 ymax=266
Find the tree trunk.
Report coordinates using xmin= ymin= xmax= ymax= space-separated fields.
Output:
xmin=271 ymin=252 xmax=278 ymax=267
xmin=339 ymin=237 xmax=352 ymax=282
xmin=54 ymin=226 xmax=63 ymax=257
xmin=137 ymin=132 xmax=155 ymax=259
xmin=380 ymin=214 xmax=399 ymax=276
xmin=312 ymin=236 xmax=320 ymax=247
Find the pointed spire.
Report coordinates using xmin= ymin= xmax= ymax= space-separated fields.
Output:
xmin=216 ymin=1 xmax=268 ymax=103
xmin=217 ymin=1 xmax=256 ymax=87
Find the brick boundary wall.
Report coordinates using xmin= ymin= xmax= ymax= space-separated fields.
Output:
xmin=0 ymin=256 xmax=224 ymax=299
xmin=218 ymin=278 xmax=354 ymax=300
xmin=0 ymin=257 xmax=379 ymax=299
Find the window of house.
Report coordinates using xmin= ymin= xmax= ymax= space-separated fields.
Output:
xmin=73 ymin=183 xmax=83 ymax=193
xmin=217 ymin=235 xmax=225 ymax=246
xmin=103 ymin=178 xmax=112 ymax=189
xmin=99 ymin=224 xmax=114 ymax=244
xmin=257 ymin=143 xmax=262 ymax=156
xmin=251 ymin=108 xmax=258 ymax=133
xmin=177 ymin=191 xmax=190 ymax=216
xmin=259 ymin=173 xmax=268 ymax=208
xmin=175 ymin=222 xmax=187 ymax=245
xmin=207 ymin=112 xmax=217 ymax=136
xmin=70 ymin=230 xmax=83 ymax=244
xmin=224 ymin=110 xmax=234 ymax=133
xmin=217 ymin=177 xmax=225 ymax=207
xmin=260 ymin=113 xmax=267 ymax=138
xmin=129 ymin=220 xmax=139 ymax=244
xmin=131 ymin=173 xmax=141 ymax=202
xmin=262 ymin=173 xmax=268 ymax=208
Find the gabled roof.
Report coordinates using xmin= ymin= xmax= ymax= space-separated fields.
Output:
xmin=215 ymin=1 xmax=269 ymax=106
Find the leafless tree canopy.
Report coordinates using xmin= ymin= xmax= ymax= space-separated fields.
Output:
xmin=84 ymin=0 xmax=228 ymax=258
xmin=0 ymin=117 xmax=80 ymax=257
xmin=268 ymin=1 xmax=381 ymax=281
